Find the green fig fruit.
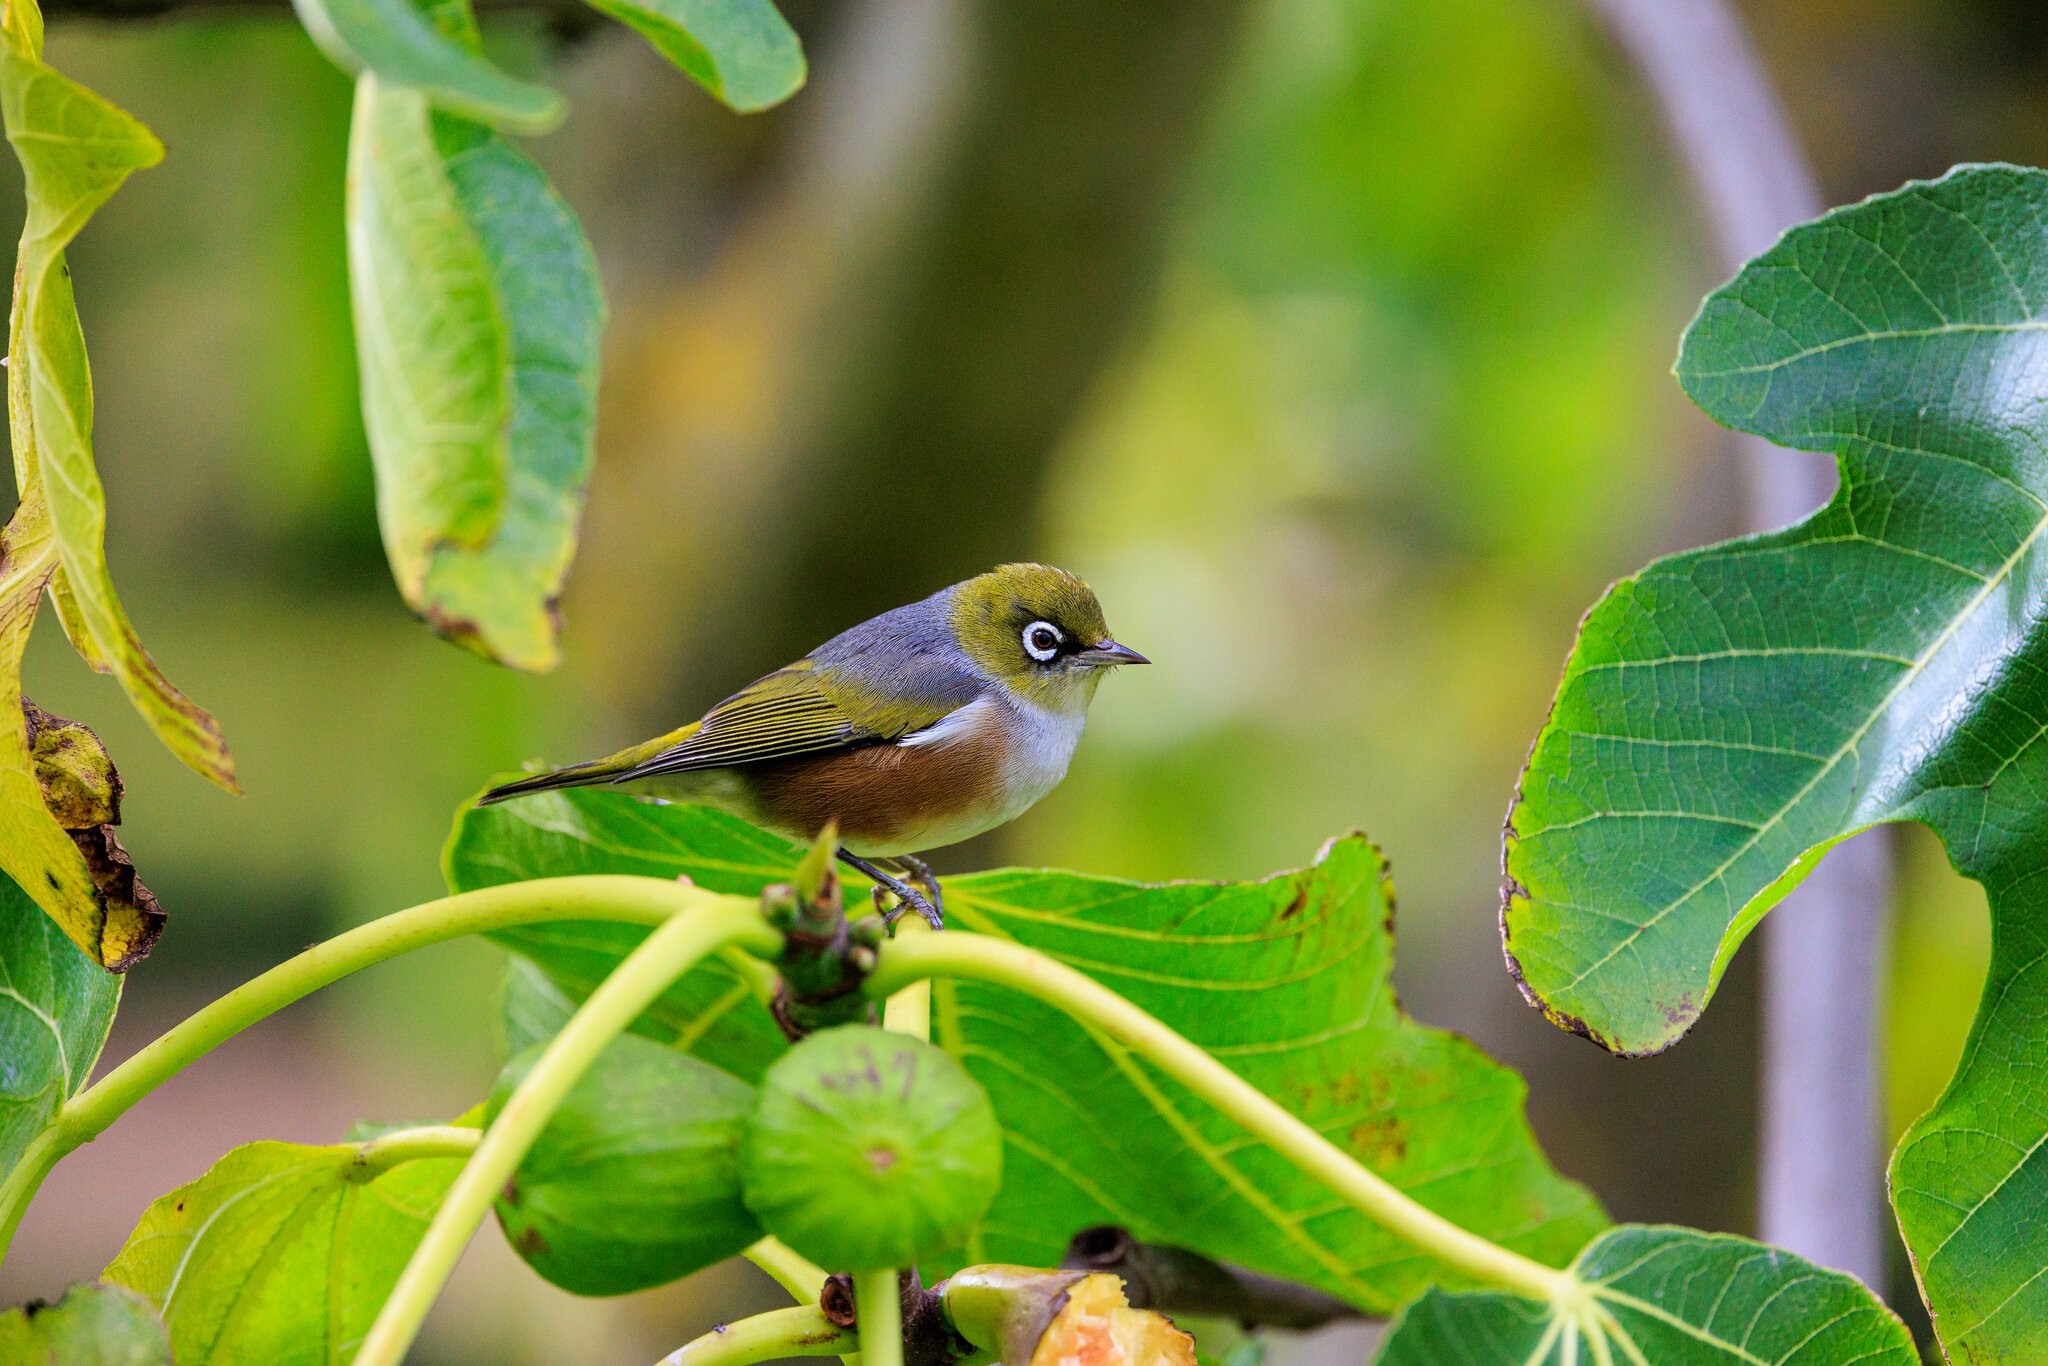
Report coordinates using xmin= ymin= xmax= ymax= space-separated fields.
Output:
xmin=741 ymin=1025 xmax=1001 ymax=1270
xmin=490 ymin=1035 xmax=762 ymax=1295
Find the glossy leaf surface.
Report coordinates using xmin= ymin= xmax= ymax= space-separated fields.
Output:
xmin=580 ymin=0 xmax=803 ymax=111
xmin=292 ymin=0 xmax=562 ymax=132
xmin=102 ymin=1135 xmax=464 ymax=1364
xmin=0 ymin=875 xmax=117 ymax=1177
xmin=490 ymin=1034 xmax=762 ymax=1295
xmin=1375 ymin=1227 xmax=1914 ymax=1365
xmin=1503 ymin=163 xmax=2048 ymax=1359
xmin=347 ymin=83 xmax=603 ymax=670
xmin=448 ymin=789 xmax=1605 ymax=1312
xmin=0 ymin=1282 xmax=170 ymax=1366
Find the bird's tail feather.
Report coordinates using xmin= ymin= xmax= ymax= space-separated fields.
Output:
xmin=475 ymin=760 xmax=625 ymax=806
xmin=475 ymin=724 xmax=700 ymax=807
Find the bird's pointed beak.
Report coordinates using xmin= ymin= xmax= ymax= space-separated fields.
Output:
xmin=1077 ymin=639 xmax=1150 ymax=667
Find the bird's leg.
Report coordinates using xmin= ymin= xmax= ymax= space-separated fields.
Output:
xmin=884 ymin=854 xmax=945 ymax=924
xmin=836 ymin=849 xmax=944 ymax=931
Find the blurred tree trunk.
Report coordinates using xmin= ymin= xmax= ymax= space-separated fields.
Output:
xmin=724 ymin=0 xmax=1251 ymax=678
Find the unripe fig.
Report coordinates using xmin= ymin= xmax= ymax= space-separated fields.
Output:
xmin=490 ymin=1035 xmax=762 ymax=1295
xmin=741 ymin=1025 xmax=1001 ymax=1269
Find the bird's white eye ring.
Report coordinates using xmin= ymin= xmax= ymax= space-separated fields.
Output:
xmin=1022 ymin=620 xmax=1063 ymax=662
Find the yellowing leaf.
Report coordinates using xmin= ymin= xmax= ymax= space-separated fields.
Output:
xmin=0 ymin=489 xmax=157 ymax=968
xmin=104 ymin=1135 xmax=467 ymax=1364
xmin=0 ymin=0 xmax=235 ymax=798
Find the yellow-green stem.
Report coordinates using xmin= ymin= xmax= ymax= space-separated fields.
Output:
xmin=744 ymin=1236 xmax=831 ymax=1303
xmin=655 ymin=1305 xmax=853 ymax=1366
xmin=853 ymin=1269 xmax=903 ymax=1366
xmin=0 ymin=875 xmax=735 ymax=1264
xmin=865 ymin=933 xmax=1571 ymax=1304
xmin=743 ymin=1235 xmax=861 ymax=1366
xmin=881 ymin=917 xmax=933 ymax=1040
xmin=352 ymin=1125 xmax=480 ymax=1177
xmin=353 ymin=899 xmax=780 ymax=1366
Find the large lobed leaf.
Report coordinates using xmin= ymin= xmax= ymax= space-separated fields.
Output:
xmin=0 ymin=875 xmax=117 ymax=1178
xmin=102 ymin=1133 xmax=466 ymax=1364
xmin=447 ymin=788 xmax=1606 ymax=1313
xmin=346 ymin=79 xmax=603 ymax=671
xmin=1374 ymin=1227 xmax=1914 ymax=1365
xmin=1503 ymin=163 xmax=2048 ymax=1358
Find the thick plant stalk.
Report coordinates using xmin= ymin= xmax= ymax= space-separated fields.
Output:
xmin=354 ymin=898 xmax=780 ymax=1366
xmin=655 ymin=1305 xmax=853 ymax=1366
xmin=0 ymin=874 xmax=728 ymax=1263
xmin=1585 ymin=0 xmax=1892 ymax=1289
xmin=853 ymin=1268 xmax=904 ymax=1366
xmin=866 ymin=934 xmax=1570 ymax=1303
xmin=882 ymin=917 xmax=934 ymax=1040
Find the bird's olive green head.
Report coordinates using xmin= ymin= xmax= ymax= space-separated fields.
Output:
xmin=949 ymin=563 xmax=1148 ymax=711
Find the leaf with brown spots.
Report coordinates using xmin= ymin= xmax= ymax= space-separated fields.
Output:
xmin=0 ymin=481 xmax=159 ymax=968
xmin=0 ymin=1282 xmax=170 ymax=1366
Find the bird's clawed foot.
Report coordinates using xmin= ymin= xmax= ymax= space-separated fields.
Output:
xmin=836 ymin=849 xmax=946 ymax=931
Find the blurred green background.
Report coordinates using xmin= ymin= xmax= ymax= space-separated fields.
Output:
xmin=0 ymin=0 xmax=2026 ymax=1360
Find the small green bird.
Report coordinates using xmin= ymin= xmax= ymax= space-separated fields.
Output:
xmin=478 ymin=564 xmax=1147 ymax=927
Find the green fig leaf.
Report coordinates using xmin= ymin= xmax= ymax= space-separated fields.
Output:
xmin=489 ymin=1034 xmax=762 ymax=1295
xmin=578 ymin=0 xmax=803 ymax=112
xmin=346 ymin=83 xmax=603 ymax=671
xmin=742 ymin=1025 xmax=1001 ymax=1269
xmin=102 ymin=1131 xmax=469 ymax=1364
xmin=446 ymin=789 xmax=1606 ymax=1312
xmin=0 ymin=1282 xmax=171 ymax=1366
xmin=0 ymin=873 xmax=119 ymax=1177
xmin=0 ymin=0 xmax=235 ymax=823
xmin=499 ymin=950 xmax=577 ymax=1058
xmin=1501 ymin=163 xmax=2048 ymax=1358
xmin=1373 ymin=1227 xmax=1914 ymax=1365
xmin=292 ymin=0 xmax=562 ymax=133
xmin=448 ymin=789 xmax=790 ymax=1079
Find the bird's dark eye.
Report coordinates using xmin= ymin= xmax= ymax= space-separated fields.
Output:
xmin=1022 ymin=620 xmax=1063 ymax=662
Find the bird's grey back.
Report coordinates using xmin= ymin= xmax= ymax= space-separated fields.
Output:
xmin=811 ymin=584 xmax=984 ymax=709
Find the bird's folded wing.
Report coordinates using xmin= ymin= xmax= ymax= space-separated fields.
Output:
xmin=623 ymin=660 xmax=966 ymax=779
